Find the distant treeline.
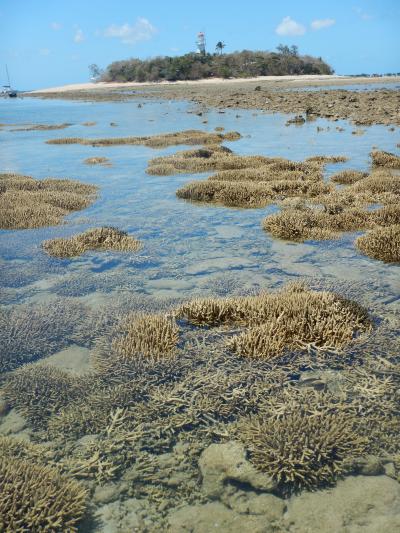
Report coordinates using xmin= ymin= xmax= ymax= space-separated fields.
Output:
xmin=101 ymin=45 xmax=333 ymax=83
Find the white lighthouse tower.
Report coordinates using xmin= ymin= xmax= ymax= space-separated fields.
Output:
xmin=196 ymin=32 xmax=206 ymax=55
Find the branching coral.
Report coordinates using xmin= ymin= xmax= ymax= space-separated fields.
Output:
xmin=238 ymin=404 xmax=364 ymax=492
xmin=356 ymin=225 xmax=400 ymax=263
xmin=177 ymin=283 xmax=370 ymax=359
xmin=0 ymin=172 xmax=97 ymax=229
xmin=371 ymin=150 xmax=400 ymax=168
xmin=0 ymin=457 xmax=87 ymax=532
xmin=46 ymin=129 xmax=241 ymax=148
xmin=330 ymin=170 xmax=368 ymax=184
xmin=262 ymin=205 xmax=372 ymax=242
xmin=111 ymin=313 xmax=179 ymax=361
xmin=2 ymin=365 xmax=92 ymax=429
xmin=42 ymin=226 xmax=142 ymax=258
xmin=83 ymin=156 xmax=110 ymax=165
xmin=0 ymin=299 xmax=88 ymax=373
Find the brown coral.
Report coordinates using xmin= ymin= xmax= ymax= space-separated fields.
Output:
xmin=42 ymin=227 xmax=141 ymax=258
xmin=356 ymin=225 xmax=400 ymax=263
xmin=371 ymin=150 xmax=400 ymax=168
xmin=238 ymin=407 xmax=364 ymax=492
xmin=0 ymin=457 xmax=87 ymax=532
xmin=46 ymin=129 xmax=241 ymax=148
xmin=0 ymin=172 xmax=97 ymax=229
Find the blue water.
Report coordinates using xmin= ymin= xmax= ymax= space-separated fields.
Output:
xmin=0 ymin=96 xmax=399 ymax=307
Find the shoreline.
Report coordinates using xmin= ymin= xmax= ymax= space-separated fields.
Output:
xmin=27 ymin=74 xmax=400 ymax=94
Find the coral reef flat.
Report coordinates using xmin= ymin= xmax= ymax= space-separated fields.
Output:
xmin=1 ymin=87 xmax=399 ymax=531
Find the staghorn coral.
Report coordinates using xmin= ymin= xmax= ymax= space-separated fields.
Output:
xmin=42 ymin=226 xmax=142 ymax=258
xmin=46 ymin=129 xmax=241 ymax=148
xmin=2 ymin=365 xmax=92 ymax=429
xmin=0 ymin=172 xmax=97 ymax=229
xmin=0 ymin=299 xmax=89 ymax=373
xmin=110 ymin=313 xmax=179 ymax=362
xmin=330 ymin=170 xmax=368 ymax=185
xmin=83 ymin=156 xmax=110 ymax=165
xmin=371 ymin=150 xmax=400 ymax=168
xmin=238 ymin=405 xmax=365 ymax=493
xmin=177 ymin=283 xmax=370 ymax=359
xmin=176 ymin=179 xmax=332 ymax=208
xmin=0 ymin=457 xmax=87 ymax=532
xmin=262 ymin=205 xmax=372 ymax=242
xmin=11 ymin=123 xmax=72 ymax=131
xmin=356 ymin=225 xmax=400 ymax=263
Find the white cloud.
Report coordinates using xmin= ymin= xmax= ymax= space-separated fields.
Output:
xmin=275 ymin=16 xmax=306 ymax=36
xmin=39 ymin=48 xmax=50 ymax=56
xmin=50 ymin=22 xmax=62 ymax=31
xmin=74 ymin=28 xmax=84 ymax=43
xmin=103 ymin=17 xmax=157 ymax=44
xmin=311 ymin=18 xmax=335 ymax=30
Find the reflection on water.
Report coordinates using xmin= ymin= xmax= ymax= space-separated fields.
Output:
xmin=0 ymin=95 xmax=399 ymax=532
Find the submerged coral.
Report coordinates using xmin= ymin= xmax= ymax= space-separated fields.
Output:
xmin=356 ymin=225 xmax=400 ymax=263
xmin=46 ymin=129 xmax=241 ymax=148
xmin=0 ymin=172 xmax=97 ymax=229
xmin=0 ymin=457 xmax=87 ymax=532
xmin=42 ymin=226 xmax=142 ymax=258
xmin=2 ymin=364 xmax=92 ymax=429
xmin=0 ymin=299 xmax=88 ymax=373
xmin=238 ymin=396 xmax=365 ymax=492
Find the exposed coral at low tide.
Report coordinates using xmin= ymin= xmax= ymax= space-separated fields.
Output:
xmin=83 ymin=156 xmax=111 ymax=165
xmin=356 ymin=224 xmax=400 ymax=263
xmin=46 ymin=129 xmax=241 ymax=148
xmin=42 ymin=226 xmax=142 ymax=258
xmin=371 ymin=149 xmax=400 ymax=168
xmin=0 ymin=172 xmax=97 ymax=229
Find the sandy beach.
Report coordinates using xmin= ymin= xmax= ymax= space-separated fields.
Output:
xmin=28 ymin=74 xmax=400 ymax=94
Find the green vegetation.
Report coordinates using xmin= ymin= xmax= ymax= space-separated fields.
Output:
xmin=101 ymin=46 xmax=333 ymax=83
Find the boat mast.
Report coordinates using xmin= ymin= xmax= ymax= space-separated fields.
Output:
xmin=5 ymin=65 xmax=11 ymax=88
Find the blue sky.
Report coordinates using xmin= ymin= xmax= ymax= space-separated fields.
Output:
xmin=1 ymin=0 xmax=399 ymax=89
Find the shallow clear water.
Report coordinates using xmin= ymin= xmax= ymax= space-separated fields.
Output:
xmin=1 ymin=95 xmax=399 ymax=531
xmin=1 ymin=96 xmax=399 ymax=307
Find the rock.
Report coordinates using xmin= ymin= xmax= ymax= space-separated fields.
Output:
xmin=0 ymin=397 xmax=10 ymax=417
xmin=351 ymin=455 xmax=385 ymax=476
xmin=95 ymin=498 xmax=143 ymax=532
xmin=168 ymin=502 xmax=274 ymax=533
xmin=384 ymin=462 xmax=396 ymax=478
xmin=222 ymin=488 xmax=285 ymax=519
xmin=199 ymin=441 xmax=276 ymax=498
xmin=285 ymin=475 xmax=400 ymax=532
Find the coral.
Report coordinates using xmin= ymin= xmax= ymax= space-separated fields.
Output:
xmin=82 ymin=121 xmax=97 ymax=126
xmin=0 ymin=457 xmax=87 ymax=532
xmin=262 ymin=205 xmax=372 ymax=242
xmin=46 ymin=129 xmax=241 ymax=148
xmin=11 ymin=123 xmax=72 ymax=131
xmin=110 ymin=313 xmax=179 ymax=361
xmin=0 ymin=172 xmax=97 ymax=229
xmin=371 ymin=150 xmax=400 ymax=168
xmin=177 ymin=283 xmax=370 ymax=359
xmin=42 ymin=226 xmax=142 ymax=258
xmin=2 ymin=365 xmax=92 ymax=429
xmin=356 ymin=225 xmax=400 ymax=263
xmin=237 ymin=392 xmax=365 ymax=492
xmin=83 ymin=156 xmax=110 ymax=165
xmin=0 ymin=299 xmax=89 ymax=373
xmin=176 ymin=179 xmax=331 ymax=208
xmin=330 ymin=170 xmax=368 ymax=184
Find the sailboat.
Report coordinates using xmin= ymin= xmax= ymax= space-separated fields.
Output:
xmin=2 ymin=65 xmax=17 ymax=97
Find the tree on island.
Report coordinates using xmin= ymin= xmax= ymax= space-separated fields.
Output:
xmin=215 ymin=41 xmax=226 ymax=55
xmin=88 ymin=64 xmax=103 ymax=81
